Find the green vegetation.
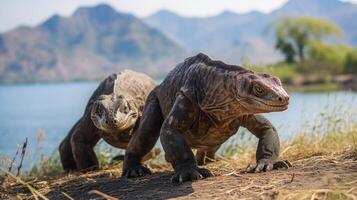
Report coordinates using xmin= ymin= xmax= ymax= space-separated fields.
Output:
xmin=28 ymin=154 xmax=62 ymax=177
xmin=306 ymin=43 xmax=351 ymax=74
xmin=27 ymin=141 xmax=125 ymax=177
xmin=268 ymin=16 xmax=343 ymax=63
xmin=249 ymin=63 xmax=297 ymax=84
xmin=345 ymin=49 xmax=357 ymax=74
xmin=258 ymin=16 xmax=357 ymax=91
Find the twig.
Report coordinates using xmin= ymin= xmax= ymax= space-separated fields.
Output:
xmin=347 ymin=180 xmax=357 ymax=185
xmin=8 ymin=143 xmax=21 ymax=173
xmin=225 ymin=188 xmax=237 ymax=194
xmin=341 ymin=192 xmax=357 ymax=200
xmin=0 ymin=167 xmax=48 ymax=200
xmin=17 ymin=138 xmax=28 ymax=177
xmin=347 ymin=187 xmax=356 ymax=193
xmin=310 ymin=189 xmax=331 ymax=200
xmin=61 ymin=191 xmax=74 ymax=200
xmin=280 ymin=146 xmax=293 ymax=156
xmin=289 ymin=173 xmax=295 ymax=183
xmin=2 ymin=141 xmax=21 ymax=185
xmin=88 ymin=190 xmax=118 ymax=200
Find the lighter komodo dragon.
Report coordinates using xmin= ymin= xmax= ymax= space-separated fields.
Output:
xmin=59 ymin=70 xmax=156 ymax=172
xmin=123 ymin=53 xmax=291 ymax=183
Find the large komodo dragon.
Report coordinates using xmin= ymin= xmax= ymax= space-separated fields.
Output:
xmin=123 ymin=53 xmax=291 ymax=183
xmin=59 ymin=70 xmax=156 ymax=172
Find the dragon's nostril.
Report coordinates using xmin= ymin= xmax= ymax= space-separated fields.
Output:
xmin=278 ymin=96 xmax=289 ymax=103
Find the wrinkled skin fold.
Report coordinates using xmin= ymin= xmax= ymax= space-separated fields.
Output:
xmin=123 ymin=53 xmax=290 ymax=183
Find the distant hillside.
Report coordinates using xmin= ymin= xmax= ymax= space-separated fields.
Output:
xmin=144 ymin=0 xmax=357 ymax=64
xmin=1 ymin=0 xmax=356 ymax=83
xmin=0 ymin=4 xmax=185 ymax=82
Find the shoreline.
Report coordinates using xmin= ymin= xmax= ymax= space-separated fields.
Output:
xmin=0 ymin=75 xmax=356 ymax=92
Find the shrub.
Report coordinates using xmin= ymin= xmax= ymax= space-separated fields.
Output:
xmin=250 ymin=63 xmax=297 ymax=84
xmin=28 ymin=154 xmax=63 ymax=177
xmin=344 ymin=49 xmax=357 ymax=74
xmin=304 ymin=42 xmax=351 ymax=74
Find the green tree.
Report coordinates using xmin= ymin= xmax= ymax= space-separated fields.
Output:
xmin=344 ymin=49 xmax=357 ymax=74
xmin=304 ymin=42 xmax=351 ymax=74
xmin=269 ymin=16 xmax=343 ymax=63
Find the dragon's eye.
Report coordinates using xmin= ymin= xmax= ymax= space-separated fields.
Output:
xmin=123 ymin=106 xmax=129 ymax=114
xmin=255 ymin=86 xmax=262 ymax=93
xmin=120 ymin=102 xmax=130 ymax=114
xmin=253 ymin=85 xmax=264 ymax=97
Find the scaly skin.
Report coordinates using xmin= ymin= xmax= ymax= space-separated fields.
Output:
xmin=59 ymin=70 xmax=156 ymax=172
xmin=123 ymin=53 xmax=290 ymax=183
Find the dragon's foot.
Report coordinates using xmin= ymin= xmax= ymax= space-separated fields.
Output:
xmin=171 ymin=166 xmax=212 ymax=184
xmin=123 ymin=164 xmax=152 ymax=178
xmin=243 ymin=159 xmax=292 ymax=173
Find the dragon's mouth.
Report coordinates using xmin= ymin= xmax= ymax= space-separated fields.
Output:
xmin=113 ymin=110 xmax=138 ymax=131
xmin=249 ymin=97 xmax=288 ymax=111
xmin=91 ymin=111 xmax=138 ymax=133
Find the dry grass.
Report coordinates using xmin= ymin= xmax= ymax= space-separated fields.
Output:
xmin=0 ymin=167 xmax=48 ymax=200
xmin=1 ymin=126 xmax=355 ymax=200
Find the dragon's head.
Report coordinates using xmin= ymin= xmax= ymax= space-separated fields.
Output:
xmin=90 ymin=94 xmax=139 ymax=133
xmin=236 ymin=72 xmax=289 ymax=114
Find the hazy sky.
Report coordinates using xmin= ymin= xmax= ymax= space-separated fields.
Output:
xmin=1 ymin=0 xmax=357 ymax=32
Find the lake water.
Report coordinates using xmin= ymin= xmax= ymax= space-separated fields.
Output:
xmin=0 ymin=82 xmax=356 ymax=170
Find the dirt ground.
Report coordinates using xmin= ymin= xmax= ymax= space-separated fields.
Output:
xmin=2 ymin=151 xmax=357 ymax=200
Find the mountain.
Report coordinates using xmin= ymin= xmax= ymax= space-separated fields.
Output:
xmin=144 ymin=0 xmax=357 ymax=64
xmin=1 ymin=0 xmax=356 ymax=82
xmin=0 ymin=4 xmax=185 ymax=82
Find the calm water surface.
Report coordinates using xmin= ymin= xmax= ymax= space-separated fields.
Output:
xmin=0 ymin=82 xmax=356 ymax=169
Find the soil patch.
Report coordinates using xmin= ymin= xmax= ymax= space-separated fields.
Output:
xmin=2 ymin=152 xmax=357 ymax=200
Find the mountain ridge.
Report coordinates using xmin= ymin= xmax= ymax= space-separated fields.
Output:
xmin=144 ymin=0 xmax=357 ymax=64
xmin=1 ymin=0 xmax=357 ymax=82
xmin=0 ymin=4 xmax=185 ymax=82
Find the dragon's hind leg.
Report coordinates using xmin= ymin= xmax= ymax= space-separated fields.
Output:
xmin=196 ymin=145 xmax=221 ymax=165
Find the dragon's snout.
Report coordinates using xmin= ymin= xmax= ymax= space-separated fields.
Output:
xmin=105 ymin=117 xmax=118 ymax=125
xmin=277 ymin=94 xmax=289 ymax=105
